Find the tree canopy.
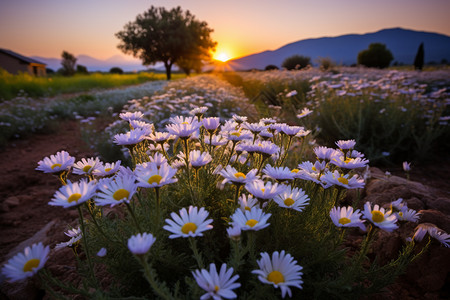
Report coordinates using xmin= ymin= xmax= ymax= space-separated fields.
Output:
xmin=281 ymin=55 xmax=311 ymax=70
xmin=357 ymin=43 xmax=393 ymax=69
xmin=61 ymin=51 xmax=77 ymax=76
xmin=116 ymin=6 xmax=216 ymax=79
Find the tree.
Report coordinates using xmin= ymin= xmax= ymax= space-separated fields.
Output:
xmin=109 ymin=67 xmax=124 ymax=74
xmin=264 ymin=64 xmax=279 ymax=71
xmin=357 ymin=43 xmax=393 ymax=69
xmin=282 ymin=55 xmax=311 ymax=70
xmin=414 ymin=43 xmax=424 ymax=71
xmin=115 ymin=6 xmax=216 ymax=80
xmin=76 ymin=65 xmax=89 ymax=74
xmin=61 ymin=51 xmax=77 ymax=76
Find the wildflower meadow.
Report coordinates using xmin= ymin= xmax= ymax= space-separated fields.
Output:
xmin=1 ymin=68 xmax=450 ymax=299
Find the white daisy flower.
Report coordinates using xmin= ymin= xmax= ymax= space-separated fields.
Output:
xmin=280 ymin=125 xmax=303 ymax=136
xmin=49 ymin=179 xmax=97 ymax=208
xmin=189 ymin=106 xmax=208 ymax=117
xmin=252 ymin=250 xmax=303 ymax=298
xmin=330 ymin=206 xmax=366 ymax=230
xmin=149 ymin=152 xmax=168 ymax=168
xmin=205 ymin=134 xmax=228 ymax=146
xmin=202 ymin=117 xmax=221 ymax=132
xmin=253 ymin=140 xmax=280 ymax=156
xmin=65 ymin=227 xmax=81 ymax=238
xmin=189 ymin=150 xmax=213 ymax=169
xmin=163 ymin=206 xmax=213 ymax=239
xmin=335 ymin=139 xmax=356 ymax=150
xmin=242 ymin=122 xmax=267 ymax=134
xmin=129 ymin=120 xmax=154 ymax=132
xmin=148 ymin=131 xmax=173 ymax=143
xmin=227 ymin=225 xmax=242 ymax=242
xmin=296 ymin=108 xmax=312 ymax=119
xmin=72 ymin=157 xmax=101 ymax=175
xmin=119 ymin=111 xmax=144 ymax=121
xmin=113 ymin=128 xmax=150 ymax=146
xmin=395 ymin=207 xmax=420 ymax=223
xmin=97 ymin=248 xmax=107 ymax=257
xmin=232 ymin=115 xmax=247 ymax=124
xmin=320 ymin=171 xmax=365 ymax=189
xmin=192 ymin=263 xmax=241 ymax=300
xmin=93 ymin=160 xmax=121 ymax=177
xmin=1 ymin=242 xmax=50 ymax=282
xmin=219 ymin=166 xmax=259 ymax=186
xmin=263 ymin=165 xmax=295 ymax=182
xmin=166 ymin=122 xmax=200 ymax=139
xmin=226 ymin=130 xmax=252 ymax=142
xmin=390 ymin=198 xmax=406 ymax=211
xmin=295 ymin=129 xmax=311 ymax=138
xmin=313 ymin=146 xmax=339 ymax=161
xmin=230 ymin=207 xmax=271 ymax=231
xmin=363 ymin=202 xmax=399 ymax=232
xmin=274 ymin=186 xmax=310 ymax=212
xmin=95 ymin=175 xmax=137 ymax=207
xmin=330 ymin=156 xmax=369 ymax=169
xmin=134 ymin=162 xmax=178 ymax=188
xmin=128 ymin=232 xmax=157 ymax=255
xmin=285 ymin=90 xmax=297 ymax=97
xmin=402 ymin=161 xmax=411 ymax=172
xmin=260 ymin=117 xmax=277 ymax=125
xmin=36 ymin=150 xmax=75 ymax=173
xmin=238 ymin=194 xmax=259 ymax=212
xmin=245 ymin=180 xmax=286 ymax=202
xmin=54 ymin=235 xmax=82 ymax=250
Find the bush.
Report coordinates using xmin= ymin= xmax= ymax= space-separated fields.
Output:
xmin=282 ymin=55 xmax=311 ymax=70
xmin=357 ymin=43 xmax=393 ymax=69
xmin=264 ymin=65 xmax=279 ymax=71
xmin=76 ymin=65 xmax=89 ymax=74
xmin=316 ymin=57 xmax=335 ymax=71
xmin=110 ymin=67 xmax=124 ymax=74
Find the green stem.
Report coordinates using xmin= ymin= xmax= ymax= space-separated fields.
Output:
xmin=84 ymin=203 xmax=113 ymax=243
xmin=125 ymin=202 xmax=142 ymax=232
xmin=154 ymin=187 xmax=161 ymax=228
xmin=139 ymin=257 xmax=173 ymax=300
xmin=234 ymin=184 xmax=242 ymax=204
xmin=77 ymin=206 xmax=96 ymax=285
xmin=189 ymin=237 xmax=204 ymax=268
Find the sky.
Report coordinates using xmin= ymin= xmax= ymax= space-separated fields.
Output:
xmin=1 ymin=0 xmax=449 ymax=61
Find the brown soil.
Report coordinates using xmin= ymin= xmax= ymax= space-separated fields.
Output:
xmin=0 ymin=119 xmax=449 ymax=299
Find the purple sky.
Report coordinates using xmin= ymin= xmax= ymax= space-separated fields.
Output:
xmin=1 ymin=0 xmax=449 ymax=60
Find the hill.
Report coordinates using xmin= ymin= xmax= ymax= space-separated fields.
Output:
xmin=229 ymin=28 xmax=450 ymax=70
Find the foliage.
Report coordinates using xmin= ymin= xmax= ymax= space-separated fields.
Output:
xmin=316 ymin=57 xmax=336 ymax=71
xmin=357 ymin=43 xmax=393 ymax=69
xmin=116 ymin=6 xmax=216 ymax=80
xmin=282 ymin=55 xmax=311 ymax=70
xmin=414 ymin=43 xmax=424 ymax=71
xmin=61 ymin=51 xmax=77 ymax=76
xmin=76 ymin=65 xmax=89 ymax=74
xmin=109 ymin=67 xmax=124 ymax=74
xmin=264 ymin=65 xmax=279 ymax=71
xmin=176 ymin=56 xmax=202 ymax=76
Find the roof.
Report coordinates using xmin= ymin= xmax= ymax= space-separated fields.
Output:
xmin=0 ymin=48 xmax=46 ymax=65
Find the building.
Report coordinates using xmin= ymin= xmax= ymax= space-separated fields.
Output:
xmin=0 ymin=48 xmax=47 ymax=76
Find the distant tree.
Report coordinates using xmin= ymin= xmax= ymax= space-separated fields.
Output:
xmin=413 ymin=42 xmax=424 ymax=71
xmin=441 ymin=58 xmax=449 ymax=65
xmin=115 ymin=6 xmax=216 ymax=80
xmin=316 ymin=57 xmax=335 ymax=71
xmin=110 ymin=67 xmax=124 ymax=74
xmin=357 ymin=43 xmax=393 ymax=69
xmin=264 ymin=64 xmax=279 ymax=71
xmin=61 ymin=51 xmax=77 ymax=76
xmin=76 ymin=65 xmax=89 ymax=74
xmin=177 ymin=56 xmax=202 ymax=76
xmin=282 ymin=55 xmax=310 ymax=70
xmin=46 ymin=68 xmax=55 ymax=74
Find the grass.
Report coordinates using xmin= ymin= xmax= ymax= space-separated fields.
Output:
xmin=0 ymin=69 xmax=185 ymax=101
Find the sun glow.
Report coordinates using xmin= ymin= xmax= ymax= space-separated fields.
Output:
xmin=214 ymin=52 xmax=231 ymax=62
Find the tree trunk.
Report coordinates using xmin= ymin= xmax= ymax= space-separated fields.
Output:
xmin=164 ymin=61 xmax=172 ymax=80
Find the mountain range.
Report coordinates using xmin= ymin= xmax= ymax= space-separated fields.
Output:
xmin=31 ymin=28 xmax=450 ymax=72
xmin=31 ymin=54 xmax=155 ymax=72
xmin=229 ymin=28 xmax=450 ymax=70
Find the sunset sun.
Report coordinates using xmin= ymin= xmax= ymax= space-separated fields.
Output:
xmin=214 ymin=52 xmax=231 ymax=62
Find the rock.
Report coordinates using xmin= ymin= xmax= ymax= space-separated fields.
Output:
xmin=426 ymin=197 xmax=450 ymax=215
xmin=0 ymin=202 xmax=10 ymax=213
xmin=418 ymin=210 xmax=450 ymax=233
xmin=4 ymin=196 xmax=20 ymax=207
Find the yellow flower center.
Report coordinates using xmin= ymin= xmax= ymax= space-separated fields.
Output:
xmin=181 ymin=222 xmax=197 ymax=234
xmin=372 ymin=210 xmax=385 ymax=223
xmin=235 ymin=172 xmax=246 ymax=179
xmin=23 ymin=258 xmax=40 ymax=272
xmin=68 ymin=193 xmax=82 ymax=203
xmin=284 ymin=198 xmax=295 ymax=206
xmin=399 ymin=212 xmax=403 ymax=217
xmin=261 ymin=188 xmax=265 ymax=193
xmin=148 ymin=174 xmax=163 ymax=185
xmin=51 ymin=163 xmax=62 ymax=169
xmin=267 ymin=270 xmax=285 ymax=284
xmin=181 ymin=121 xmax=189 ymax=125
xmin=291 ymin=169 xmax=299 ymax=173
xmin=338 ymin=176 xmax=348 ymax=185
xmin=231 ymin=132 xmax=241 ymax=137
xmin=312 ymin=166 xmax=317 ymax=171
xmin=104 ymin=168 xmax=112 ymax=172
xmin=344 ymin=157 xmax=353 ymax=164
xmin=244 ymin=206 xmax=251 ymax=211
xmin=214 ymin=285 xmax=220 ymax=292
xmin=245 ymin=219 xmax=258 ymax=227
xmin=113 ymin=189 xmax=130 ymax=201
xmin=83 ymin=165 xmax=92 ymax=173
xmin=339 ymin=217 xmax=351 ymax=225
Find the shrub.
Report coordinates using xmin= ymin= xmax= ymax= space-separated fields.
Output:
xmin=76 ymin=65 xmax=89 ymax=74
xmin=282 ymin=55 xmax=311 ymax=70
xmin=414 ymin=43 xmax=424 ymax=71
xmin=264 ymin=65 xmax=279 ymax=71
xmin=316 ymin=57 xmax=335 ymax=71
xmin=110 ymin=67 xmax=124 ymax=74
xmin=357 ymin=43 xmax=393 ymax=69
